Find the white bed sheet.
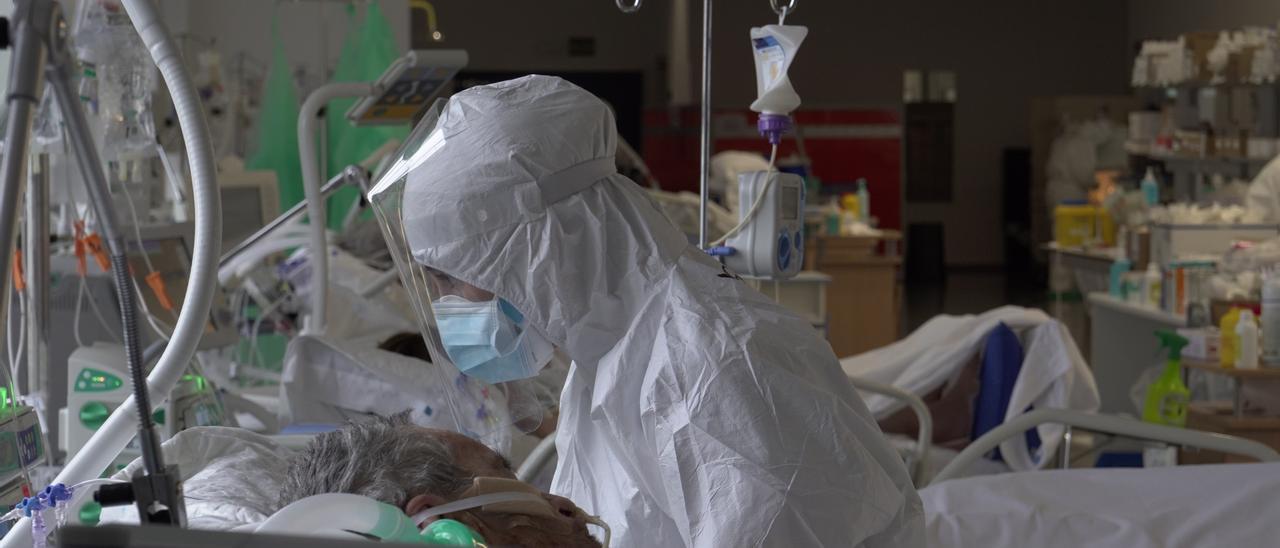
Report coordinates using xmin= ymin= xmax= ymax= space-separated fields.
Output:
xmin=100 ymin=427 xmax=292 ymax=530
xmin=921 ymin=462 xmax=1280 ymax=548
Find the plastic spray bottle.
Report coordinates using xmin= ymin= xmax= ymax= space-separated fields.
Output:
xmin=1220 ymin=307 xmax=1243 ymax=368
xmin=856 ymin=178 xmax=870 ymax=222
xmin=1237 ymin=309 xmax=1259 ymax=370
xmin=1142 ymin=330 xmax=1191 ymax=427
xmin=1141 ymin=168 xmax=1160 ymax=207
xmin=749 ymin=25 xmax=808 ymax=144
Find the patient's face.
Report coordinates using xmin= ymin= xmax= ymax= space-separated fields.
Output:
xmin=411 ymin=427 xmax=601 ymax=547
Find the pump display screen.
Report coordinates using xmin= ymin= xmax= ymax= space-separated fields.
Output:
xmin=353 ymin=68 xmax=454 ymax=124
xmin=781 ymin=186 xmax=799 ymax=220
xmin=347 ymin=50 xmax=469 ymax=126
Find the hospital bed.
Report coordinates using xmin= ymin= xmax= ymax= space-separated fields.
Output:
xmin=921 ymin=408 xmax=1280 ymax=548
xmin=76 ymin=403 xmax=1276 ymax=548
xmin=842 ymin=306 xmax=1102 ymax=483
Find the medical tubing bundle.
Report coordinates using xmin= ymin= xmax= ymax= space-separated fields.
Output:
xmin=2 ymin=479 xmax=127 ymax=548
xmin=3 ymin=0 xmax=222 ymax=544
xmin=48 ymin=49 xmax=162 ymax=475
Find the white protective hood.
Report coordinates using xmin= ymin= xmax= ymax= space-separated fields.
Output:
xmin=401 ymin=75 xmax=923 ymax=547
xmin=841 ymin=306 xmax=1100 ymax=471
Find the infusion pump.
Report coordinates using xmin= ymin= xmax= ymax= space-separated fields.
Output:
xmin=724 ymin=170 xmax=806 ymax=279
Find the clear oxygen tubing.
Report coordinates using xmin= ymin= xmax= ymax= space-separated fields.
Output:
xmin=515 ymin=433 xmax=559 ymax=483
xmin=2 ymin=0 xmax=222 ymax=544
xmin=297 ymin=82 xmax=376 ymax=335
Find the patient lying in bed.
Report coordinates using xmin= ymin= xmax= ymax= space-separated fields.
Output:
xmin=278 ymin=411 xmax=600 ymax=547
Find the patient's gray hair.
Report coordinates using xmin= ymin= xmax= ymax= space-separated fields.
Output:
xmin=278 ymin=411 xmax=470 ymax=509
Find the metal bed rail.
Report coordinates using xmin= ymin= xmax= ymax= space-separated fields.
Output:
xmin=848 ymin=377 xmax=933 ymax=485
xmin=930 ymin=408 xmax=1280 ymax=485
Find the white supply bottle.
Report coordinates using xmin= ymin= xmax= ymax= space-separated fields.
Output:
xmin=1141 ymin=168 xmax=1160 ymax=207
xmin=1264 ymin=273 xmax=1280 ymax=366
xmin=1237 ymin=309 xmax=1260 ymax=370
xmin=856 ymin=178 xmax=871 ymax=222
xmin=1143 ymin=262 xmax=1162 ymax=309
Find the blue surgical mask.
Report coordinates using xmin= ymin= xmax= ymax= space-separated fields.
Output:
xmin=432 ymin=296 xmax=554 ymax=384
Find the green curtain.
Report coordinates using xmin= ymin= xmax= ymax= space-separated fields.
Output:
xmin=325 ymin=3 xmax=408 ymax=229
xmin=245 ymin=19 xmax=304 ymax=211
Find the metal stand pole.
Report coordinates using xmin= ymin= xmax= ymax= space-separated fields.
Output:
xmin=1060 ymin=425 xmax=1074 ymax=469
xmin=2 ymin=0 xmax=182 ymax=528
xmin=24 ymin=154 xmax=49 ymax=400
xmin=0 ymin=0 xmax=54 ymax=366
xmin=47 ymin=34 xmax=169 ymax=500
xmin=697 ymin=0 xmax=712 ymax=249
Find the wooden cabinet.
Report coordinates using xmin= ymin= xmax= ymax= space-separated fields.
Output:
xmin=805 ymin=233 xmax=903 ymax=358
xmin=1178 ymin=361 xmax=1280 ymax=464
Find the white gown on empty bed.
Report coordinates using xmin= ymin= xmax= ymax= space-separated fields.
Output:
xmin=841 ymin=306 xmax=1100 ymax=471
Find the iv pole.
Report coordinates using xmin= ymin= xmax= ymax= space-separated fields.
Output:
xmin=696 ymin=0 xmax=799 ymax=248
xmin=1 ymin=1 xmax=223 ymax=542
xmin=0 ymin=0 xmax=184 ymax=525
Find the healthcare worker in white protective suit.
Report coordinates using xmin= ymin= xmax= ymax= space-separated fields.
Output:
xmin=373 ymin=75 xmax=923 ymax=547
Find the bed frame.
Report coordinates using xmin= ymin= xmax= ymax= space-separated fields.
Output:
xmin=930 ymin=408 xmax=1280 ymax=484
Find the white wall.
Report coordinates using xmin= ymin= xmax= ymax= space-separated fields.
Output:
xmin=429 ymin=0 xmax=671 ymax=105
xmin=1129 ymin=0 xmax=1280 ymax=43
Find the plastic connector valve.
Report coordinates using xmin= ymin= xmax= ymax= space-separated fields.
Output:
xmin=705 ymin=246 xmax=737 ymax=257
xmin=42 ymin=484 xmax=72 ymax=507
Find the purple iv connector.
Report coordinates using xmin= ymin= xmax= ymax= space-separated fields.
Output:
xmin=757 ymin=113 xmax=791 ymax=145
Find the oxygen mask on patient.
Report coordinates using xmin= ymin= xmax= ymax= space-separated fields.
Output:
xmin=412 ymin=477 xmax=611 ymax=548
xmin=260 ymin=477 xmax=611 ymax=547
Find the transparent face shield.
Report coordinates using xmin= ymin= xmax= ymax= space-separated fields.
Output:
xmin=366 ymin=101 xmax=550 ymax=447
